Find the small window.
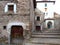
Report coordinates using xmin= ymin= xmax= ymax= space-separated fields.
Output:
xmin=8 ymin=5 xmax=14 ymax=11
xmin=5 ymin=3 xmax=16 ymax=13
xmin=37 ymin=16 xmax=40 ymax=21
xmin=46 ymin=13 xmax=48 ymax=15
xmin=3 ymin=26 xmax=6 ymax=29
xmin=45 ymin=12 xmax=48 ymax=15
xmin=45 ymin=3 xmax=47 ymax=7
xmin=45 ymin=8 xmax=47 ymax=11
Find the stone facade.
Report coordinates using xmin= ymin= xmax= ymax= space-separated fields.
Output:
xmin=0 ymin=0 xmax=35 ymax=43
xmin=0 ymin=0 xmax=45 ymax=44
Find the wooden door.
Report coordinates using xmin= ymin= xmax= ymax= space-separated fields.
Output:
xmin=36 ymin=26 xmax=41 ymax=31
xmin=11 ymin=26 xmax=23 ymax=39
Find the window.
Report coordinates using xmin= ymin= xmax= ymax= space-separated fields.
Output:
xmin=3 ymin=26 xmax=6 ymax=29
xmin=37 ymin=16 xmax=40 ymax=21
xmin=8 ymin=5 xmax=14 ymax=11
xmin=36 ymin=26 xmax=41 ymax=31
xmin=5 ymin=3 xmax=16 ymax=13
xmin=45 ymin=3 xmax=47 ymax=7
xmin=45 ymin=8 xmax=47 ymax=11
xmin=44 ymin=12 xmax=48 ymax=15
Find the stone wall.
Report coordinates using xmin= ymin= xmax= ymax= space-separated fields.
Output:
xmin=0 ymin=0 xmax=34 ymax=40
xmin=35 ymin=9 xmax=44 ymax=30
xmin=16 ymin=0 xmax=30 ymax=14
xmin=54 ymin=18 xmax=60 ymax=29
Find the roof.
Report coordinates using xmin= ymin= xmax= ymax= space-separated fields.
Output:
xmin=54 ymin=12 xmax=60 ymax=18
xmin=54 ymin=12 xmax=59 ymax=15
xmin=35 ymin=8 xmax=44 ymax=15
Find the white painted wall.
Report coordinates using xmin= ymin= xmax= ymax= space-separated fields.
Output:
xmin=37 ymin=3 xmax=45 ymax=12
xmin=45 ymin=20 xmax=54 ymax=28
xmin=37 ymin=3 xmax=54 ymax=19
xmin=45 ymin=3 xmax=54 ymax=19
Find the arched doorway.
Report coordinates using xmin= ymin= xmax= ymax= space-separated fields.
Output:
xmin=36 ymin=26 xmax=41 ymax=31
xmin=47 ymin=22 xmax=52 ymax=29
xmin=10 ymin=25 xmax=24 ymax=43
xmin=7 ymin=22 xmax=26 ymax=44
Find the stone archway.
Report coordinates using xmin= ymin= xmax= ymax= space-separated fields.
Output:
xmin=10 ymin=25 xmax=24 ymax=43
xmin=7 ymin=22 xmax=26 ymax=44
xmin=47 ymin=21 xmax=52 ymax=29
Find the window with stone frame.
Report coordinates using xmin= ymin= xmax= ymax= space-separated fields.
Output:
xmin=5 ymin=3 xmax=16 ymax=13
xmin=8 ymin=5 xmax=14 ymax=11
xmin=37 ymin=16 xmax=40 ymax=21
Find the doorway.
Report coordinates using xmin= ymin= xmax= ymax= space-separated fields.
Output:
xmin=47 ymin=22 xmax=52 ymax=29
xmin=36 ymin=26 xmax=41 ymax=31
xmin=10 ymin=25 xmax=24 ymax=43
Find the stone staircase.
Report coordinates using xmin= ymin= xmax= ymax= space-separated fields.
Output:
xmin=25 ymin=28 xmax=60 ymax=45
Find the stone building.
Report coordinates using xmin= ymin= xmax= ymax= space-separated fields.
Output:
xmin=0 ymin=0 xmax=35 ymax=44
xmin=0 ymin=0 xmax=45 ymax=44
xmin=0 ymin=0 xmax=58 ymax=44
xmin=35 ymin=8 xmax=44 ymax=31
xmin=54 ymin=12 xmax=60 ymax=29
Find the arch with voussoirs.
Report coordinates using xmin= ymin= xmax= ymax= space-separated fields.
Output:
xmin=7 ymin=22 xmax=26 ymax=44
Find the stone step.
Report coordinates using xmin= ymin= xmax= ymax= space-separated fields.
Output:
xmin=25 ymin=43 xmax=43 ymax=45
xmin=45 ymin=30 xmax=60 ymax=33
xmin=25 ymin=42 xmax=60 ymax=45
xmin=31 ymin=35 xmax=60 ymax=38
xmin=32 ymin=32 xmax=60 ymax=35
xmin=44 ymin=29 xmax=60 ymax=33
xmin=25 ymin=42 xmax=49 ymax=45
xmin=29 ymin=38 xmax=60 ymax=44
xmin=37 ymin=28 xmax=60 ymax=33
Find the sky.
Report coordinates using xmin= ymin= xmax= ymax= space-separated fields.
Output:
xmin=36 ymin=0 xmax=60 ymax=14
xmin=54 ymin=0 xmax=60 ymax=14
